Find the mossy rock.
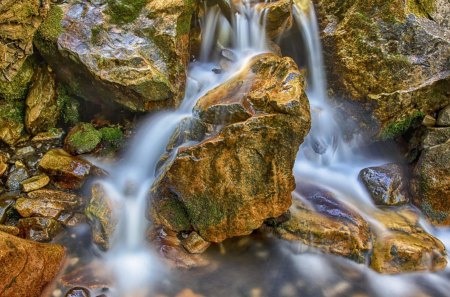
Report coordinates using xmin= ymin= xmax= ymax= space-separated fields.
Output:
xmin=0 ymin=100 xmax=25 ymax=146
xmin=0 ymin=57 xmax=35 ymax=101
xmin=64 ymin=123 xmax=102 ymax=155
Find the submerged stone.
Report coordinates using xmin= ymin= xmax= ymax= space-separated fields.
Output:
xmin=65 ymin=287 xmax=90 ymax=297
xmin=0 ymin=231 xmax=65 ymax=297
xmin=153 ymin=53 xmax=311 ymax=243
xmin=359 ymin=163 xmax=409 ymax=206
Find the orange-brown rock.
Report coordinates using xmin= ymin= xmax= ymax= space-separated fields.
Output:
xmin=152 ymin=53 xmax=310 ymax=243
xmin=0 ymin=231 xmax=65 ymax=297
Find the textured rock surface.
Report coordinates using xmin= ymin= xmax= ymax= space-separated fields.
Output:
xmin=0 ymin=231 xmax=64 ymax=297
xmin=0 ymin=0 xmax=48 ymax=83
xmin=0 ymin=100 xmax=25 ymax=146
xmin=359 ymin=163 xmax=408 ymax=205
xmin=153 ymin=53 xmax=310 ymax=243
xmin=411 ymin=142 xmax=450 ymax=226
xmin=18 ymin=217 xmax=63 ymax=242
xmin=316 ymin=0 xmax=450 ymax=138
xmin=437 ymin=104 xmax=450 ymax=126
xmin=272 ymin=186 xmax=371 ymax=262
xmin=39 ymin=149 xmax=94 ymax=189
xmin=64 ymin=123 xmax=102 ymax=155
xmin=34 ymin=0 xmax=195 ymax=112
xmin=25 ymin=66 xmax=59 ymax=135
xmin=370 ymin=208 xmax=447 ymax=273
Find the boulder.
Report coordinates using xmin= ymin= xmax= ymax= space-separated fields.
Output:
xmin=39 ymin=149 xmax=94 ymax=190
xmin=358 ymin=163 xmax=409 ymax=205
xmin=34 ymin=0 xmax=195 ymax=112
xmin=436 ymin=104 xmax=450 ymax=126
xmin=316 ymin=0 xmax=450 ymax=139
xmin=271 ymin=185 xmax=371 ymax=262
xmin=0 ymin=0 xmax=48 ymax=84
xmin=0 ymin=231 xmax=65 ymax=297
xmin=25 ymin=66 xmax=59 ymax=135
xmin=152 ymin=53 xmax=311 ymax=243
xmin=370 ymin=208 xmax=447 ymax=273
xmin=411 ymin=142 xmax=450 ymax=226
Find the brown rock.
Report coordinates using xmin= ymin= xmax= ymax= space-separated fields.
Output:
xmin=0 ymin=231 xmax=65 ymax=297
xmin=370 ymin=208 xmax=447 ymax=273
xmin=25 ymin=66 xmax=59 ymax=135
xmin=153 ymin=53 xmax=310 ymax=243
xmin=181 ymin=231 xmax=211 ymax=254
xmin=18 ymin=217 xmax=63 ymax=242
xmin=65 ymin=287 xmax=90 ymax=297
xmin=39 ymin=149 xmax=93 ymax=189
xmin=21 ymin=174 xmax=50 ymax=192
xmin=0 ymin=225 xmax=20 ymax=236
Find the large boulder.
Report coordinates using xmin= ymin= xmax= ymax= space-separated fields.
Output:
xmin=152 ymin=53 xmax=311 ymax=243
xmin=315 ymin=0 xmax=450 ymax=139
xmin=33 ymin=0 xmax=195 ymax=112
xmin=0 ymin=0 xmax=48 ymax=83
xmin=0 ymin=231 xmax=65 ymax=297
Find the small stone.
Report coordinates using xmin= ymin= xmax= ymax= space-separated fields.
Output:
xmin=18 ymin=217 xmax=63 ymax=242
xmin=175 ymin=289 xmax=204 ymax=297
xmin=64 ymin=123 xmax=102 ymax=155
xmin=359 ymin=163 xmax=408 ymax=206
xmin=21 ymin=174 xmax=50 ymax=192
xmin=64 ymin=213 xmax=87 ymax=227
xmin=436 ymin=105 xmax=450 ymax=127
xmin=6 ymin=161 xmax=29 ymax=191
xmin=32 ymin=128 xmax=65 ymax=142
xmin=0 ymin=199 xmax=15 ymax=224
xmin=220 ymin=49 xmax=236 ymax=62
xmin=422 ymin=115 xmax=436 ymax=127
xmin=65 ymin=287 xmax=90 ymax=297
xmin=14 ymin=146 xmax=35 ymax=157
xmin=39 ymin=149 xmax=93 ymax=189
xmin=181 ymin=231 xmax=211 ymax=254
xmin=0 ymin=162 xmax=8 ymax=177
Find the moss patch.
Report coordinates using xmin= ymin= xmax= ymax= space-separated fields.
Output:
xmin=66 ymin=123 xmax=102 ymax=154
xmin=34 ymin=6 xmax=64 ymax=57
xmin=380 ymin=111 xmax=425 ymax=140
xmin=57 ymin=85 xmax=80 ymax=126
xmin=106 ymin=0 xmax=147 ymax=25
xmin=100 ymin=126 xmax=124 ymax=148
xmin=0 ymin=58 xmax=35 ymax=101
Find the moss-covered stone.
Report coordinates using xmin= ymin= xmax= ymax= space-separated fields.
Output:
xmin=100 ymin=126 xmax=124 ymax=148
xmin=0 ymin=100 xmax=25 ymax=146
xmin=106 ymin=0 xmax=148 ymax=24
xmin=64 ymin=123 xmax=102 ymax=155
xmin=0 ymin=57 xmax=35 ymax=101
xmin=57 ymin=85 xmax=80 ymax=126
xmin=380 ymin=111 xmax=425 ymax=140
xmin=34 ymin=5 xmax=63 ymax=57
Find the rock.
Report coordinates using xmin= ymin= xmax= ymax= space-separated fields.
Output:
xmin=411 ymin=142 xmax=450 ymax=226
xmin=358 ymin=163 xmax=409 ymax=206
xmin=258 ymin=0 xmax=293 ymax=38
xmin=181 ymin=231 xmax=211 ymax=254
xmin=271 ymin=185 xmax=371 ymax=262
xmin=34 ymin=1 xmax=195 ymax=112
xmin=18 ymin=217 xmax=63 ymax=242
xmin=15 ymin=146 xmax=35 ymax=157
xmin=317 ymin=0 xmax=450 ymax=139
xmin=152 ymin=53 xmax=311 ymax=243
xmin=25 ymin=66 xmax=59 ymax=135
xmin=0 ymin=155 xmax=8 ymax=177
xmin=0 ymin=199 xmax=15 ymax=224
xmin=422 ymin=114 xmax=436 ymax=127
xmin=64 ymin=123 xmax=102 ymax=155
xmin=39 ymin=149 xmax=94 ymax=189
xmin=0 ymin=0 xmax=48 ymax=83
xmin=421 ymin=127 xmax=450 ymax=149
xmin=65 ymin=287 xmax=90 ymax=297
xmin=0 ymin=225 xmax=20 ymax=236
xmin=0 ymin=231 xmax=64 ymax=297
xmin=370 ymin=208 xmax=447 ymax=273
xmin=436 ymin=105 xmax=450 ymax=126
xmin=175 ymin=289 xmax=204 ymax=297
xmin=31 ymin=128 xmax=65 ymax=143
xmin=85 ymin=183 xmax=116 ymax=249
xmin=6 ymin=161 xmax=29 ymax=191
xmin=0 ymin=100 xmax=25 ymax=146
xmin=21 ymin=174 xmax=50 ymax=192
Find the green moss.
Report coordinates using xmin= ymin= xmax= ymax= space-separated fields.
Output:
xmin=34 ymin=6 xmax=63 ymax=57
xmin=407 ymin=0 xmax=435 ymax=17
xmin=100 ymin=127 xmax=124 ymax=148
xmin=106 ymin=0 xmax=147 ymax=25
xmin=158 ymin=197 xmax=191 ymax=231
xmin=421 ymin=202 xmax=448 ymax=223
xmin=185 ymin=195 xmax=225 ymax=232
xmin=67 ymin=123 xmax=102 ymax=153
xmin=91 ymin=25 xmax=102 ymax=44
xmin=380 ymin=111 xmax=425 ymax=140
xmin=57 ymin=85 xmax=80 ymax=125
xmin=0 ymin=101 xmax=25 ymax=122
xmin=0 ymin=58 xmax=35 ymax=101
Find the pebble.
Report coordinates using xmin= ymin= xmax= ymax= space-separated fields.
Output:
xmin=21 ymin=174 xmax=50 ymax=192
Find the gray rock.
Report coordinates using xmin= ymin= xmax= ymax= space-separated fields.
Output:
xmin=6 ymin=161 xmax=29 ymax=191
xmin=437 ymin=105 xmax=450 ymax=127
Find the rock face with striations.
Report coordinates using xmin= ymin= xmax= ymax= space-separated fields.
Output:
xmin=315 ymin=0 xmax=450 ymax=139
xmin=33 ymin=0 xmax=195 ymax=112
xmin=152 ymin=53 xmax=311 ymax=243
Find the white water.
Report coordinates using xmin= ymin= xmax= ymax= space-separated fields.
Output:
xmin=85 ymin=1 xmax=450 ymax=296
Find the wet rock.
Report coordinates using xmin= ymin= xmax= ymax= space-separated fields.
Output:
xmin=422 ymin=115 xmax=436 ymax=127
xmin=370 ymin=208 xmax=447 ymax=273
xmin=6 ymin=161 xmax=29 ymax=191
xmin=0 ymin=0 xmax=48 ymax=84
xmin=317 ymin=0 xmax=450 ymax=139
xmin=421 ymin=127 xmax=450 ymax=149
xmin=15 ymin=146 xmax=35 ymax=157
xmin=18 ymin=217 xmax=63 ymax=242
xmin=0 ymin=225 xmax=20 ymax=236
xmin=258 ymin=0 xmax=293 ymax=38
xmin=411 ymin=142 xmax=450 ymax=226
xmin=165 ymin=117 xmax=208 ymax=152
xmin=153 ymin=53 xmax=311 ymax=243
xmin=25 ymin=66 xmax=59 ymax=135
xmin=272 ymin=186 xmax=371 ymax=262
xmin=0 ymin=100 xmax=25 ymax=146
xmin=31 ymin=128 xmax=65 ymax=143
xmin=64 ymin=123 xmax=102 ymax=155
xmin=359 ymin=163 xmax=408 ymax=206
xmin=436 ymin=105 xmax=450 ymax=127
xmin=21 ymin=174 xmax=50 ymax=192
xmin=0 ymin=231 xmax=64 ymax=297
xmin=0 ymin=199 xmax=15 ymax=224
xmin=181 ymin=231 xmax=211 ymax=254
xmin=39 ymin=149 xmax=93 ymax=189
xmin=85 ymin=183 xmax=116 ymax=249
xmin=65 ymin=287 xmax=90 ymax=297
xmin=34 ymin=1 xmax=195 ymax=112
xmin=0 ymin=154 xmax=8 ymax=177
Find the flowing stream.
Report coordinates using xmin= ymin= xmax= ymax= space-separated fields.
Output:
xmin=52 ymin=1 xmax=450 ymax=296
